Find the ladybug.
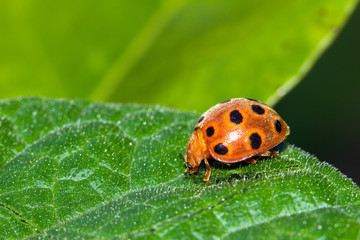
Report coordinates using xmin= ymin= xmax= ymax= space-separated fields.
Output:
xmin=183 ymin=98 xmax=289 ymax=181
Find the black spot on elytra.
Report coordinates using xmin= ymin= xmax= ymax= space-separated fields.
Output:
xmin=214 ymin=143 xmax=228 ymax=155
xmin=249 ymin=133 xmax=262 ymax=149
xmin=230 ymin=110 xmax=243 ymax=124
xmin=251 ymin=105 xmax=265 ymax=115
xmin=206 ymin=127 xmax=214 ymax=137
xmin=275 ymin=120 xmax=282 ymax=133
xmin=198 ymin=115 xmax=204 ymax=123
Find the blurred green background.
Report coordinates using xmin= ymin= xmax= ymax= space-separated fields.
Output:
xmin=277 ymin=5 xmax=360 ymax=184
xmin=0 ymin=1 xmax=359 ymax=183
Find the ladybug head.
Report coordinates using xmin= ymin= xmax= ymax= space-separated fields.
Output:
xmin=185 ymin=160 xmax=199 ymax=175
xmin=184 ymin=130 xmax=205 ymax=176
xmin=180 ymin=152 xmax=199 ymax=175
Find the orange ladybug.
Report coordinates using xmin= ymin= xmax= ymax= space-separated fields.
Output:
xmin=184 ymin=98 xmax=290 ymax=181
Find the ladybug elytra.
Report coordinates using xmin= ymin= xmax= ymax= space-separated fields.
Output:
xmin=183 ymin=98 xmax=290 ymax=181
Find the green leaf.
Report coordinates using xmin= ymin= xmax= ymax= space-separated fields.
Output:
xmin=0 ymin=1 xmax=358 ymax=110
xmin=0 ymin=97 xmax=359 ymax=239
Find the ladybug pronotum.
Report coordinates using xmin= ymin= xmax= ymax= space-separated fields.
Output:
xmin=183 ymin=98 xmax=289 ymax=181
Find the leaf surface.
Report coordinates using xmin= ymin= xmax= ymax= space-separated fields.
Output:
xmin=0 ymin=97 xmax=359 ymax=239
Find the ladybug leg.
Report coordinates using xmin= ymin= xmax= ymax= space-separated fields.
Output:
xmin=270 ymin=150 xmax=279 ymax=157
xmin=260 ymin=150 xmax=279 ymax=157
xmin=203 ymin=158 xmax=211 ymax=182
xmin=245 ymin=158 xmax=257 ymax=164
xmin=184 ymin=166 xmax=190 ymax=175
